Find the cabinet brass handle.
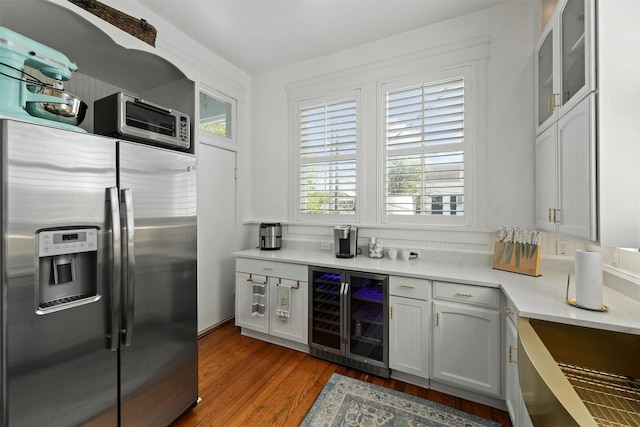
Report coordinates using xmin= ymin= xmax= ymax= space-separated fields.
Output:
xmin=435 ymin=312 xmax=439 ymax=326
xmin=509 ymin=345 xmax=517 ymax=363
xmin=247 ymin=273 xmax=253 ymax=283
xmin=262 ymin=267 xmax=273 ymax=271
xmin=390 ymin=306 xmax=394 ymax=319
xmin=548 ymin=208 xmax=553 ymax=223
xmin=277 ymin=279 xmax=301 ymax=290
xmin=547 ymin=93 xmax=559 ymax=112
xmin=504 ymin=307 xmax=512 ymax=314
xmin=400 ymin=284 xmax=415 ymax=289
xmin=455 ymin=292 xmax=473 ymax=298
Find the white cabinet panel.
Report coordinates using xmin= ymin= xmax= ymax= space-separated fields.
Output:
xmin=269 ymin=278 xmax=308 ymax=344
xmin=389 ymin=295 xmax=430 ymax=378
xmin=235 ymin=272 xmax=269 ymax=334
xmin=535 ymin=123 xmax=557 ymax=233
xmin=432 ymin=300 xmax=500 ymax=396
xmin=557 ymin=94 xmax=596 ymax=240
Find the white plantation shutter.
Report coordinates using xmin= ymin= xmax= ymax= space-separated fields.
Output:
xmin=385 ymin=76 xmax=465 ymax=220
xmin=298 ymin=96 xmax=358 ymax=216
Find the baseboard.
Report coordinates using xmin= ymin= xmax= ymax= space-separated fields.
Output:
xmin=240 ymin=328 xmax=310 ymax=353
xmin=429 ymin=380 xmax=507 ymax=411
xmin=390 ymin=370 xmax=430 ymax=388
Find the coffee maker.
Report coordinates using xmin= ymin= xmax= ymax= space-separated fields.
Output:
xmin=334 ymin=225 xmax=358 ymax=258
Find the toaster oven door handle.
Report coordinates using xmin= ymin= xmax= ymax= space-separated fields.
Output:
xmin=134 ymin=97 xmax=172 ymax=114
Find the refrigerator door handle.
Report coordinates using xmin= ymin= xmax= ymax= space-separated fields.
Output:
xmin=120 ymin=188 xmax=136 ymax=347
xmin=107 ymin=187 xmax=122 ymax=351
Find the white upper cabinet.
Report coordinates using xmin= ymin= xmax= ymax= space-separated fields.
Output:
xmin=535 ymin=0 xmax=595 ymax=136
xmin=535 ymin=0 xmax=640 ymax=247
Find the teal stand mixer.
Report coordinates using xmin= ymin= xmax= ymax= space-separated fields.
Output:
xmin=0 ymin=26 xmax=87 ymax=132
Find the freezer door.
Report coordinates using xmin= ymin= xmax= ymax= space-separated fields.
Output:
xmin=1 ymin=120 xmax=119 ymax=426
xmin=118 ymin=141 xmax=198 ymax=426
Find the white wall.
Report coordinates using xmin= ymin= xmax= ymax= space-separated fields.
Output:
xmin=247 ymin=1 xmax=538 ymax=251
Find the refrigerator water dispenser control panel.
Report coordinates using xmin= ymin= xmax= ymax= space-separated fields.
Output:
xmin=38 ymin=228 xmax=97 ymax=256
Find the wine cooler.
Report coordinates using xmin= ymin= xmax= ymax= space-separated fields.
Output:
xmin=308 ymin=266 xmax=389 ymax=378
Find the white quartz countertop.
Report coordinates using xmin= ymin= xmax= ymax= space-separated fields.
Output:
xmin=233 ymin=248 xmax=640 ymax=336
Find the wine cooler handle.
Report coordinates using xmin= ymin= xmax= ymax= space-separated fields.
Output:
xmin=340 ymin=281 xmax=349 ymax=346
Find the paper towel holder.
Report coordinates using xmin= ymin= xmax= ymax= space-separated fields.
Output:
xmin=565 ymin=274 xmax=609 ymax=312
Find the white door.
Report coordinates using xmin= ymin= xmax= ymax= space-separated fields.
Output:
xmin=432 ymin=300 xmax=500 ymax=396
xmin=557 ymin=94 xmax=596 ymax=241
xmin=198 ymin=143 xmax=237 ymax=332
xmin=269 ymin=278 xmax=308 ymax=344
xmin=389 ymin=296 xmax=430 ymax=378
xmin=535 ymin=123 xmax=558 ymax=232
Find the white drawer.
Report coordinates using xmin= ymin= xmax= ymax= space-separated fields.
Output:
xmin=389 ymin=276 xmax=431 ymax=300
xmin=236 ymin=257 xmax=307 ymax=281
xmin=433 ymin=281 xmax=499 ymax=308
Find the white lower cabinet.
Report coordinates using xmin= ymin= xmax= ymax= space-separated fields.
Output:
xmin=269 ymin=277 xmax=308 ymax=343
xmin=432 ymin=282 xmax=500 ymax=397
xmin=235 ymin=258 xmax=308 ymax=345
xmin=388 ymin=276 xmax=431 ymax=378
xmin=505 ymin=304 xmax=533 ymax=427
xmin=235 ymin=272 xmax=270 ymax=334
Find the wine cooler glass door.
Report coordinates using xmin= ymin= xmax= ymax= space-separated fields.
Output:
xmin=347 ymin=273 xmax=388 ymax=365
xmin=309 ymin=268 xmax=344 ymax=355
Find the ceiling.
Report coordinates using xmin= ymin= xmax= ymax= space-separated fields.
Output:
xmin=138 ymin=0 xmax=512 ymax=75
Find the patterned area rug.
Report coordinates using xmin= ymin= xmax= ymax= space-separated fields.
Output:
xmin=301 ymin=373 xmax=501 ymax=427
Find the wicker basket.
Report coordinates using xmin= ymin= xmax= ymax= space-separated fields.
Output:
xmin=67 ymin=0 xmax=157 ymax=47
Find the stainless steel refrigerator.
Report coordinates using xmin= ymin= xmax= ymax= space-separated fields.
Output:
xmin=0 ymin=119 xmax=198 ymax=426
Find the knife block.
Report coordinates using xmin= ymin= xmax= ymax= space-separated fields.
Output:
xmin=492 ymin=241 xmax=541 ymax=277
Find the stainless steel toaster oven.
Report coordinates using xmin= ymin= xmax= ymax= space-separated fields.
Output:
xmin=94 ymin=92 xmax=190 ymax=150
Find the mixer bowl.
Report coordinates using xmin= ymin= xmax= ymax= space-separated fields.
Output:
xmin=25 ymin=86 xmax=87 ymax=126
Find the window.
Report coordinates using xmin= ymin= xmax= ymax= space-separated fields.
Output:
xmin=296 ymin=93 xmax=359 ymax=219
xmin=383 ymin=71 xmax=467 ymax=225
xmin=200 ymin=90 xmax=233 ymax=140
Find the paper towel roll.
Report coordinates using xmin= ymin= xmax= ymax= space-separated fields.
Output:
xmin=574 ymin=250 xmax=603 ymax=310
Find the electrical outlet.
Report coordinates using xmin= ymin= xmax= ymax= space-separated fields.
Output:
xmin=321 ymin=242 xmax=331 ymax=250
xmin=557 ymin=240 xmax=568 ymax=255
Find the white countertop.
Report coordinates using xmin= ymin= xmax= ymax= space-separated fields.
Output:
xmin=233 ymin=248 xmax=640 ymax=336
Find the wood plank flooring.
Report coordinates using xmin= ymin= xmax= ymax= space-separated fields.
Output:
xmin=169 ymin=320 xmax=513 ymax=427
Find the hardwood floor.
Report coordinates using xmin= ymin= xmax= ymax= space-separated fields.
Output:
xmin=169 ymin=320 xmax=513 ymax=427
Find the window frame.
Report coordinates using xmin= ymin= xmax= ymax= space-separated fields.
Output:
xmin=293 ymin=89 xmax=362 ymax=224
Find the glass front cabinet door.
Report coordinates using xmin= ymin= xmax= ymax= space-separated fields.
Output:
xmin=536 ymin=0 xmax=595 ymax=135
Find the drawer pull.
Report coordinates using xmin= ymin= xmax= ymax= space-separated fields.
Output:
xmin=455 ymin=292 xmax=473 ymax=298
xmin=247 ymin=273 xmax=253 ymax=283
xmin=509 ymin=345 xmax=517 ymax=363
xmin=262 ymin=267 xmax=273 ymax=271
xmin=504 ymin=307 xmax=512 ymax=314
xmin=435 ymin=312 xmax=440 ymax=326
xmin=400 ymin=284 xmax=416 ymax=289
